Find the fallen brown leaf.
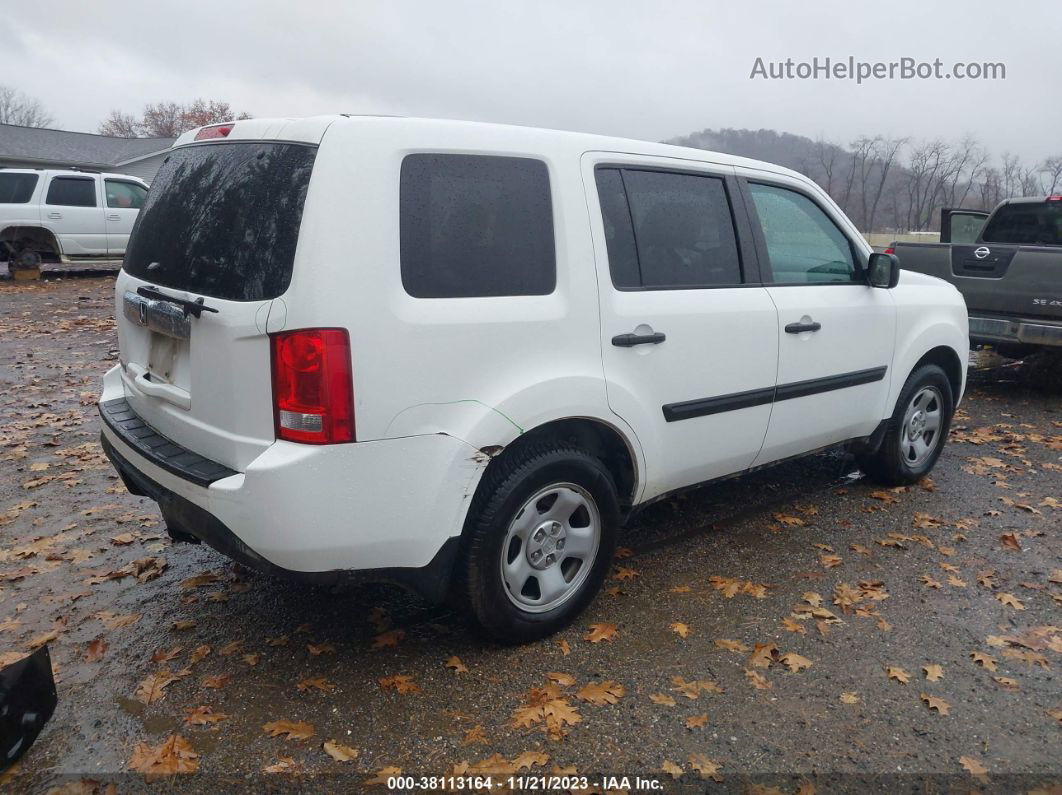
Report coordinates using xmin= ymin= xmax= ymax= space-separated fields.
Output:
xmin=921 ymin=693 xmax=950 ymax=715
xmin=134 ymin=668 xmax=189 ymax=705
xmin=127 ymin=734 xmax=199 ymax=775
xmin=923 ymin=664 xmax=944 ymax=682
xmin=379 ymin=675 xmax=420 ymax=694
xmin=322 ymin=740 xmax=359 ymax=762
xmin=445 ymin=656 xmax=468 ymax=673
xmin=184 ymin=705 xmax=227 ymax=726
xmin=688 ymin=753 xmax=723 ymax=781
xmin=262 ymin=720 xmax=315 ymax=740
xmin=584 ymin=623 xmax=617 ymax=643
xmin=970 ymin=651 xmax=997 ymax=671
xmin=886 ymin=666 xmax=910 ymax=684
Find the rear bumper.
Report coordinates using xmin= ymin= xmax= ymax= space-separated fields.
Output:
xmin=969 ymin=315 xmax=1062 ymax=347
xmin=98 ymin=388 xmax=488 ymax=599
xmin=102 ymin=435 xmax=460 ymax=599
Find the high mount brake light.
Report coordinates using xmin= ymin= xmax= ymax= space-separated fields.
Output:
xmin=194 ymin=124 xmax=234 ymax=141
xmin=270 ymin=329 xmax=355 ymax=444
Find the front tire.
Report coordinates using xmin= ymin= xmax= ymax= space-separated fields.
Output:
xmin=455 ymin=442 xmax=619 ymax=643
xmin=858 ymin=364 xmax=954 ymax=485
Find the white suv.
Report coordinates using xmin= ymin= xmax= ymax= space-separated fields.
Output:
xmin=98 ymin=116 xmax=968 ymax=641
xmin=0 ymin=169 xmax=149 ymax=268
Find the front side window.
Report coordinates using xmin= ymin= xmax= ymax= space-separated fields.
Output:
xmin=105 ymin=180 xmax=147 ymax=209
xmin=949 ymin=212 xmax=986 ymax=244
xmin=748 ymin=183 xmax=856 ymax=283
xmin=46 ymin=177 xmax=97 ymax=207
xmin=400 ymin=154 xmax=555 ymax=298
xmin=596 ymin=167 xmax=742 ymax=289
xmin=0 ymin=173 xmax=39 ymax=204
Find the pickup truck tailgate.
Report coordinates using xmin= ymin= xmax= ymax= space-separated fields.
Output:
xmin=947 ymin=244 xmax=1061 ymax=321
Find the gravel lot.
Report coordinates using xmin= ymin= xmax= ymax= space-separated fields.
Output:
xmin=1 ymin=277 xmax=1059 ymax=793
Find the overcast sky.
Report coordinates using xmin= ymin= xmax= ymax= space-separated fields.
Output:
xmin=5 ymin=0 xmax=1059 ymax=163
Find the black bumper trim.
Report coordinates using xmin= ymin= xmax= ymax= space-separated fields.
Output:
xmin=99 ymin=434 xmax=459 ymax=602
xmin=98 ymin=397 xmax=237 ymax=487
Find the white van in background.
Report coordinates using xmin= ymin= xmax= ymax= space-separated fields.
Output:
xmin=98 ymin=116 xmax=968 ymax=642
xmin=0 ymin=168 xmax=148 ymax=268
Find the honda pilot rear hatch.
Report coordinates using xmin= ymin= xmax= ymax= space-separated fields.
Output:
xmin=116 ymin=138 xmax=318 ymax=472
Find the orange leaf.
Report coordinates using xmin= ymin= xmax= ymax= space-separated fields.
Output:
xmin=262 ymin=720 xmax=315 ymax=740
xmin=127 ymin=734 xmax=199 ymax=775
xmin=584 ymin=623 xmax=617 ymax=643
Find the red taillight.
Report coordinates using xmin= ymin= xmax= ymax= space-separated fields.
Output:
xmin=883 ymin=247 xmax=895 ymax=255
xmin=194 ymin=123 xmax=234 ymax=141
xmin=270 ymin=329 xmax=354 ymax=444
xmin=1047 ymin=195 xmax=1062 ymax=202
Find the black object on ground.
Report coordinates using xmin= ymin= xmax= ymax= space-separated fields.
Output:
xmin=0 ymin=646 xmax=58 ymax=772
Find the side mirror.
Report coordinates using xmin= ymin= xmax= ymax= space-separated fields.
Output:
xmin=866 ymin=252 xmax=900 ymax=289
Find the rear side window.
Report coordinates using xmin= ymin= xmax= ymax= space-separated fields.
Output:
xmin=0 ymin=173 xmax=38 ymax=203
xmin=46 ymin=177 xmax=97 ymax=207
xmin=123 ymin=142 xmax=317 ymax=301
xmin=748 ymin=183 xmax=856 ymax=283
xmin=595 ymin=167 xmax=742 ymax=289
xmin=982 ymin=202 xmax=1062 ymax=245
xmin=400 ymin=154 xmax=555 ymax=298
xmin=105 ymin=180 xmax=147 ymax=209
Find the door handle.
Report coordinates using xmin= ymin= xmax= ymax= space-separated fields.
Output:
xmin=107 ymin=213 xmax=121 ymax=221
xmin=612 ymin=331 xmax=666 ymax=347
xmin=47 ymin=212 xmax=63 ymax=219
xmin=784 ymin=321 xmax=822 ymax=334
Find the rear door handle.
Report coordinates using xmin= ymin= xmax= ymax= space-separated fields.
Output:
xmin=784 ymin=321 xmax=822 ymax=334
xmin=47 ymin=212 xmax=63 ymax=220
xmin=612 ymin=331 xmax=666 ymax=347
xmin=107 ymin=213 xmax=121 ymax=221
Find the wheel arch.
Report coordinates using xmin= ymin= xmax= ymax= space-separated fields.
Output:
xmin=888 ymin=321 xmax=968 ymax=415
xmin=911 ymin=345 xmax=964 ymax=406
xmin=0 ymin=225 xmax=63 ymax=261
xmin=499 ymin=417 xmax=639 ymax=509
xmin=461 ymin=415 xmax=641 ymax=538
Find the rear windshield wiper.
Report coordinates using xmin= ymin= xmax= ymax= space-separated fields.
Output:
xmin=136 ymin=285 xmax=219 ymax=318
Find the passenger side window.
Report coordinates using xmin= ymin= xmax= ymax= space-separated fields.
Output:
xmin=46 ymin=177 xmax=97 ymax=208
xmin=400 ymin=154 xmax=555 ymax=298
xmin=748 ymin=183 xmax=856 ymax=283
xmin=595 ymin=168 xmax=742 ymax=289
xmin=0 ymin=173 xmax=38 ymax=203
xmin=105 ymin=180 xmax=147 ymax=209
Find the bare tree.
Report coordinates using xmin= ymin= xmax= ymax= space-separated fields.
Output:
xmin=97 ymin=99 xmax=251 ymax=137
xmin=97 ymin=110 xmax=140 ymax=137
xmin=949 ymin=137 xmax=989 ymax=209
xmin=814 ymin=136 xmax=840 ymax=197
xmin=1020 ymin=166 xmax=1042 ymax=197
xmin=979 ymin=167 xmax=1003 ymax=210
xmin=866 ymin=137 xmax=906 ymax=233
xmin=1000 ymin=153 xmax=1022 ymax=199
xmin=850 ymin=136 xmax=878 ymax=230
xmin=0 ymin=84 xmax=54 ymax=127
xmin=904 ymin=139 xmax=955 ymax=230
xmin=1041 ymin=156 xmax=1062 ymax=195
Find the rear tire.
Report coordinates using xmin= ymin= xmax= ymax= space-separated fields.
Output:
xmin=13 ymin=248 xmax=41 ymax=269
xmin=455 ymin=442 xmax=619 ymax=643
xmin=858 ymin=364 xmax=953 ymax=486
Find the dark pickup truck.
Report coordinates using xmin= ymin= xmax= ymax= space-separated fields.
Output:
xmin=891 ymin=197 xmax=1062 ymax=356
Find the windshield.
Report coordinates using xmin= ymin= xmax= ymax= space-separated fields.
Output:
xmin=981 ymin=201 xmax=1062 ymax=246
xmin=123 ymin=141 xmax=317 ymax=301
